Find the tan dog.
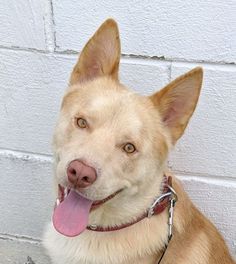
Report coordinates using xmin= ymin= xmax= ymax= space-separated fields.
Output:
xmin=43 ymin=19 xmax=235 ymax=264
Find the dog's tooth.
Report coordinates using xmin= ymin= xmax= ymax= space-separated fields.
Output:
xmin=56 ymin=199 xmax=60 ymax=206
xmin=64 ymin=187 xmax=68 ymax=197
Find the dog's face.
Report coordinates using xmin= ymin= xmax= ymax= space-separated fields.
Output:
xmin=52 ymin=19 xmax=203 ymax=236
xmin=55 ymin=78 xmax=169 ymax=201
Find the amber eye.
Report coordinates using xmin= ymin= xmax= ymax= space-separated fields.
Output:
xmin=76 ymin=118 xmax=87 ymax=128
xmin=123 ymin=143 xmax=136 ymax=154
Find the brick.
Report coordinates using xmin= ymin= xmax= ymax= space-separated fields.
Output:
xmin=53 ymin=0 xmax=236 ymax=63
xmin=0 ymin=151 xmax=53 ymax=238
xmin=0 ymin=0 xmax=47 ymax=50
xmin=179 ymin=175 xmax=236 ymax=256
xmin=0 ymin=50 xmax=72 ymax=155
xmin=120 ymin=58 xmax=170 ymax=95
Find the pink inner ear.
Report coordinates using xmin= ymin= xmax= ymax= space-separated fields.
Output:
xmin=163 ymin=100 xmax=184 ymax=126
xmin=80 ymin=60 xmax=102 ymax=82
xmin=87 ymin=63 xmax=101 ymax=77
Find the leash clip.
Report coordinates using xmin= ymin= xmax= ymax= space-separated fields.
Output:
xmin=167 ymin=184 xmax=178 ymax=203
xmin=155 ymin=185 xmax=178 ymax=263
xmin=148 ymin=192 xmax=172 ymax=218
xmin=148 ymin=183 xmax=178 ymax=219
xmin=167 ymin=185 xmax=178 ymax=241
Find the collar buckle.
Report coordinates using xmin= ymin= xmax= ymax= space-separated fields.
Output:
xmin=147 ymin=184 xmax=178 ymax=219
xmin=147 ymin=191 xmax=172 ymax=218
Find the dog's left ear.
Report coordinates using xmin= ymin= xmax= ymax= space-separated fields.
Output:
xmin=150 ymin=67 xmax=203 ymax=144
xmin=70 ymin=19 xmax=121 ymax=85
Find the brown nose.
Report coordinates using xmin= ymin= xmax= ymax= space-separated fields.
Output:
xmin=67 ymin=160 xmax=97 ymax=188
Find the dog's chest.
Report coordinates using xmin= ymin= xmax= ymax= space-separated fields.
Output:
xmin=53 ymin=253 xmax=157 ymax=264
xmin=45 ymin=224 xmax=162 ymax=264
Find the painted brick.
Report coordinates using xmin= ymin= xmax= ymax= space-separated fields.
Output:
xmin=179 ymin=175 xmax=236 ymax=256
xmin=169 ymin=63 xmax=236 ymax=178
xmin=0 ymin=50 xmax=71 ymax=155
xmin=0 ymin=151 xmax=53 ymax=239
xmin=0 ymin=49 xmax=170 ymax=155
xmin=53 ymin=0 xmax=236 ymax=63
xmin=0 ymin=1 xmax=47 ymax=50
xmin=120 ymin=58 xmax=170 ymax=95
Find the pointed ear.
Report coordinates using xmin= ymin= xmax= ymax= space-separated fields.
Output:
xmin=69 ymin=19 xmax=121 ymax=85
xmin=150 ymin=67 xmax=203 ymax=144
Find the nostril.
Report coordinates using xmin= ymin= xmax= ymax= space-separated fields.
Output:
xmin=82 ymin=176 xmax=90 ymax=183
xmin=68 ymin=167 xmax=76 ymax=175
xmin=67 ymin=166 xmax=78 ymax=185
xmin=71 ymin=168 xmax=76 ymax=175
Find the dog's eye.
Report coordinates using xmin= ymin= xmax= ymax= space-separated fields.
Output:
xmin=123 ymin=143 xmax=136 ymax=154
xmin=76 ymin=118 xmax=88 ymax=129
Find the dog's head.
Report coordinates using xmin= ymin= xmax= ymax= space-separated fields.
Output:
xmin=52 ymin=19 xmax=203 ymax=237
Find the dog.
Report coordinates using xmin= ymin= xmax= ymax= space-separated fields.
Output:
xmin=43 ymin=19 xmax=235 ymax=264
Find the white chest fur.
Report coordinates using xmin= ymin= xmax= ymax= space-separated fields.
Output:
xmin=44 ymin=216 xmax=168 ymax=264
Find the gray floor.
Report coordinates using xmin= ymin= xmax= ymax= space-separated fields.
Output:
xmin=0 ymin=239 xmax=51 ymax=264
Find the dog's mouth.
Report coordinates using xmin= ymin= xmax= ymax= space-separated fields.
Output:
xmin=53 ymin=185 xmax=122 ymax=237
xmin=56 ymin=185 xmax=122 ymax=208
xmin=91 ymin=189 xmax=123 ymax=208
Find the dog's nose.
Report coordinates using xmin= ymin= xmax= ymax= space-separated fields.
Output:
xmin=67 ymin=160 xmax=97 ymax=188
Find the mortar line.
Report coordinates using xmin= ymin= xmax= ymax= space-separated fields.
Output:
xmin=0 ymin=148 xmax=52 ymax=161
xmin=49 ymin=0 xmax=57 ymax=49
xmin=121 ymin=53 xmax=236 ymax=66
xmin=175 ymin=171 xmax=236 ymax=183
xmin=43 ymin=0 xmax=56 ymax=52
xmin=0 ymin=45 xmax=235 ymax=67
xmin=120 ymin=56 xmax=236 ymax=68
xmin=0 ymin=45 xmax=49 ymax=54
xmin=0 ymin=233 xmax=41 ymax=244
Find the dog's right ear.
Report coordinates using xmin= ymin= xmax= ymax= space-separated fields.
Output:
xmin=69 ymin=19 xmax=121 ymax=85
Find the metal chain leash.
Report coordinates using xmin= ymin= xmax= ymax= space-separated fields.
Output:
xmin=156 ymin=186 xmax=178 ymax=264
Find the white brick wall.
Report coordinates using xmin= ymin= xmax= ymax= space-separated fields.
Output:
xmin=0 ymin=1 xmax=235 ymax=262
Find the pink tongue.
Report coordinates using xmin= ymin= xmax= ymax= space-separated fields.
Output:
xmin=53 ymin=190 xmax=93 ymax=237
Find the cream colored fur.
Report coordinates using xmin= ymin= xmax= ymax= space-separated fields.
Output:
xmin=43 ymin=19 xmax=235 ymax=264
